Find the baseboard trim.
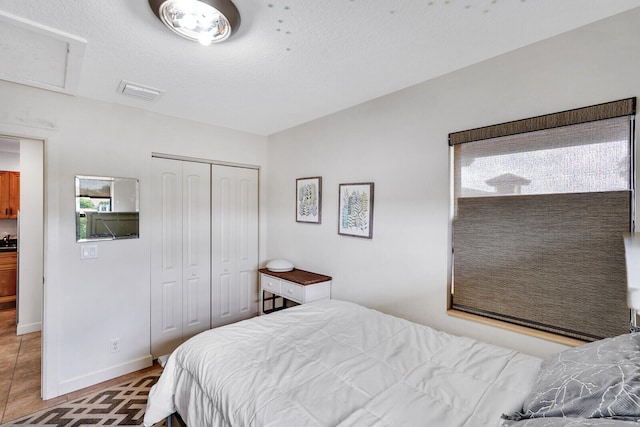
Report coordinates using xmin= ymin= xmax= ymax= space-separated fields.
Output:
xmin=57 ymin=355 xmax=153 ymax=397
xmin=17 ymin=321 xmax=42 ymax=335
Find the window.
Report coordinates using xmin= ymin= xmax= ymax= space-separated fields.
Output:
xmin=449 ymin=98 xmax=635 ymax=342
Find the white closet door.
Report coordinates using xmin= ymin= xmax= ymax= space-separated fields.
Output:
xmin=151 ymin=158 xmax=211 ymax=358
xmin=181 ymin=161 xmax=211 ymax=338
xmin=211 ymin=165 xmax=259 ymax=328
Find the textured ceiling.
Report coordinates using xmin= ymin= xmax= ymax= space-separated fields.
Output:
xmin=1 ymin=0 xmax=640 ymax=136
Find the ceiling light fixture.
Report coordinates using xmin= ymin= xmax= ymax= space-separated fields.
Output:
xmin=148 ymin=0 xmax=240 ymax=45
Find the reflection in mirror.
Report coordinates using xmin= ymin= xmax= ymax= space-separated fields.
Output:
xmin=75 ymin=176 xmax=139 ymax=241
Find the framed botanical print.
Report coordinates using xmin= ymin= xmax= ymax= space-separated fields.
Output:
xmin=338 ymin=182 xmax=374 ymax=238
xmin=296 ymin=176 xmax=322 ymax=224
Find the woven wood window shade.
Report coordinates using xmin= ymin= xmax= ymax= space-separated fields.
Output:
xmin=449 ymin=98 xmax=635 ymax=342
xmin=77 ymin=178 xmax=112 ymax=198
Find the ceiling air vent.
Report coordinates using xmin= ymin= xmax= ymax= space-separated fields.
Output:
xmin=117 ymin=80 xmax=164 ymax=101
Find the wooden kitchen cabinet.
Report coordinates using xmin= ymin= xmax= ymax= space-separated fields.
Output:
xmin=0 ymin=171 xmax=20 ymax=219
xmin=0 ymin=251 xmax=17 ymax=300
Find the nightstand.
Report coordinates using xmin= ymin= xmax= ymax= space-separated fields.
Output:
xmin=258 ymin=268 xmax=332 ymax=314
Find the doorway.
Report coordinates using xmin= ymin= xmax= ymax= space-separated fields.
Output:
xmin=0 ymin=134 xmax=44 ymax=407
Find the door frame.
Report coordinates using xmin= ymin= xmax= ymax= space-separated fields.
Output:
xmin=151 ymin=152 xmax=261 ymax=171
xmin=0 ymin=122 xmax=61 ymax=399
xmin=17 ymin=137 xmax=44 ymax=336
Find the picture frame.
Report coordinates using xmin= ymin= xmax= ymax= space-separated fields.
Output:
xmin=296 ymin=176 xmax=322 ymax=224
xmin=338 ymin=182 xmax=374 ymax=239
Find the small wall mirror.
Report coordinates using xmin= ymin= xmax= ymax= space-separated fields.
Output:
xmin=75 ymin=175 xmax=139 ymax=241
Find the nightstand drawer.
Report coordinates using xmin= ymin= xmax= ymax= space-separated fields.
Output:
xmin=258 ymin=269 xmax=332 ymax=315
xmin=261 ymin=275 xmax=281 ymax=294
xmin=280 ymin=281 xmax=303 ymax=303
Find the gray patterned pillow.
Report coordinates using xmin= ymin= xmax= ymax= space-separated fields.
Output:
xmin=503 ymin=332 xmax=640 ymax=421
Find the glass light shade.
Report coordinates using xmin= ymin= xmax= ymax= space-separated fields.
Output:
xmin=149 ymin=0 xmax=240 ymax=45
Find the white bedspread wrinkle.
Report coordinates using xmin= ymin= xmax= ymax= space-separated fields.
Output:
xmin=144 ymin=299 xmax=541 ymax=427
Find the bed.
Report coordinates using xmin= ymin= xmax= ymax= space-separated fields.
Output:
xmin=143 ymin=299 xmax=640 ymax=427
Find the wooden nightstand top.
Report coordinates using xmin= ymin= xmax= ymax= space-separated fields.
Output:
xmin=259 ymin=268 xmax=332 ymax=286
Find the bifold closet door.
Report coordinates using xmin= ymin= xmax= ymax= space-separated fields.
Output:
xmin=211 ymin=165 xmax=259 ymax=328
xmin=151 ymin=158 xmax=211 ymax=358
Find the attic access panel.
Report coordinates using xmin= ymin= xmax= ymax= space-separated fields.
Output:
xmin=0 ymin=11 xmax=86 ymax=94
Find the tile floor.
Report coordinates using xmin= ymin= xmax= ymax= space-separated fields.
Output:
xmin=0 ymin=307 xmax=161 ymax=424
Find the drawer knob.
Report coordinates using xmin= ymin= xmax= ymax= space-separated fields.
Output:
xmin=288 ymin=289 xmax=293 ymax=293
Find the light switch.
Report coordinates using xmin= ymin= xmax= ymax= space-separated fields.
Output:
xmin=80 ymin=244 xmax=98 ymax=259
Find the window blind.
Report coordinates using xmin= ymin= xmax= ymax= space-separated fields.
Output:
xmin=77 ymin=178 xmax=112 ymax=198
xmin=449 ymin=98 xmax=635 ymax=342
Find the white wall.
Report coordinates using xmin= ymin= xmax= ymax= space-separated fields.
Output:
xmin=18 ymin=138 xmax=44 ymax=335
xmin=0 ymin=220 xmax=16 ymax=238
xmin=266 ymin=8 xmax=640 ymax=358
xmin=0 ymin=150 xmax=19 ymax=170
xmin=0 ymin=80 xmax=268 ymax=398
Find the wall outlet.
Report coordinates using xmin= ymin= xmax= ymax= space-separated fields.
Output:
xmin=111 ymin=338 xmax=120 ymax=353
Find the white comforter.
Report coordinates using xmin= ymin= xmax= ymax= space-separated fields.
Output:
xmin=144 ymin=299 xmax=541 ymax=427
